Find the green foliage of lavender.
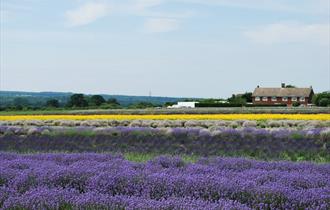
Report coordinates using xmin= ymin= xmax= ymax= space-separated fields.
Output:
xmin=2 ymin=119 xmax=330 ymax=129
xmin=1 ymin=126 xmax=329 ymax=162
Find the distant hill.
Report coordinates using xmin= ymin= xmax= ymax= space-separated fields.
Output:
xmin=0 ymin=91 xmax=194 ymax=107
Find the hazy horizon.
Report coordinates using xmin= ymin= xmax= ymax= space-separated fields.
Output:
xmin=0 ymin=89 xmax=195 ymax=99
xmin=1 ymin=0 xmax=329 ymax=98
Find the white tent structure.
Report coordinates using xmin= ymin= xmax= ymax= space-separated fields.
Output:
xmin=168 ymin=102 xmax=199 ymax=108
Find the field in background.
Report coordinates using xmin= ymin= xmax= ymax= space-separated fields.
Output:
xmin=0 ymin=107 xmax=330 ymax=115
xmin=1 ymin=113 xmax=330 ymax=121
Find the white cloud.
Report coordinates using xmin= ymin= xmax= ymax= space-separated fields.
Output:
xmin=177 ymin=0 xmax=329 ymax=15
xmin=118 ymin=0 xmax=193 ymax=19
xmin=244 ymin=23 xmax=330 ymax=46
xmin=144 ymin=18 xmax=179 ymax=32
xmin=105 ymin=0 xmax=164 ymax=15
xmin=65 ymin=2 xmax=110 ymax=27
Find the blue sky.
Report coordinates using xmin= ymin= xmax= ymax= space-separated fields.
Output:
xmin=0 ymin=0 xmax=329 ymax=98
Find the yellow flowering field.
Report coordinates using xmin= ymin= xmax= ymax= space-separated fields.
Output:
xmin=0 ymin=114 xmax=329 ymax=121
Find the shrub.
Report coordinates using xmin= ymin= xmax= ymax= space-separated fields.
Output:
xmin=292 ymin=102 xmax=301 ymax=107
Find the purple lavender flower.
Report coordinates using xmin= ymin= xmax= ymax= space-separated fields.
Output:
xmin=0 ymin=153 xmax=329 ymax=209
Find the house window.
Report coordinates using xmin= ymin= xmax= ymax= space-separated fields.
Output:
xmin=271 ymin=97 xmax=277 ymax=101
xmin=292 ymin=97 xmax=297 ymax=101
xmin=300 ymin=97 xmax=305 ymax=102
xmin=282 ymin=97 xmax=288 ymax=102
xmin=262 ymin=97 xmax=268 ymax=101
xmin=255 ymin=97 xmax=260 ymax=101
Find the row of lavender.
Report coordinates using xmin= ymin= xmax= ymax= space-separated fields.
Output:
xmin=2 ymin=119 xmax=330 ymax=128
xmin=1 ymin=153 xmax=329 ymax=209
xmin=1 ymin=124 xmax=330 ymax=136
xmin=0 ymin=126 xmax=329 ymax=159
xmin=1 ymin=126 xmax=329 ymax=160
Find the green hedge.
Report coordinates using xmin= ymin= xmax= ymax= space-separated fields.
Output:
xmin=245 ymin=104 xmax=287 ymax=107
xmin=196 ymin=103 xmax=287 ymax=108
xmin=196 ymin=103 xmax=242 ymax=107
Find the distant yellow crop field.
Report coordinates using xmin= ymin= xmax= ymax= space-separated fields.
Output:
xmin=0 ymin=114 xmax=329 ymax=121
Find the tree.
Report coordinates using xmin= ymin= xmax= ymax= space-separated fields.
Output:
xmin=319 ymin=98 xmax=330 ymax=107
xmin=312 ymin=92 xmax=330 ymax=106
xmin=164 ymin=102 xmax=176 ymax=107
xmin=241 ymin=92 xmax=252 ymax=103
xmin=129 ymin=102 xmax=155 ymax=109
xmin=46 ymin=99 xmax=60 ymax=108
xmin=67 ymin=94 xmax=88 ymax=107
xmin=13 ymin=97 xmax=30 ymax=110
xmin=107 ymin=98 xmax=120 ymax=105
xmin=97 ymin=98 xmax=121 ymax=109
xmin=89 ymin=95 xmax=106 ymax=106
xmin=228 ymin=94 xmax=246 ymax=105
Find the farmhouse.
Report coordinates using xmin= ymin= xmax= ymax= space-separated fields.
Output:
xmin=252 ymin=83 xmax=314 ymax=106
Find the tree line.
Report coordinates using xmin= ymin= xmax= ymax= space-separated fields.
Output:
xmin=1 ymin=91 xmax=329 ymax=111
xmin=0 ymin=94 xmax=162 ymax=111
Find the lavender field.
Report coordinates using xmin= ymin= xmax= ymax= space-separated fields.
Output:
xmin=0 ymin=119 xmax=330 ymax=209
xmin=2 ymin=0 xmax=330 ymax=208
xmin=1 ymin=153 xmax=330 ymax=209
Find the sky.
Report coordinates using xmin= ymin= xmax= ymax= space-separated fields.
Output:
xmin=0 ymin=0 xmax=329 ymax=98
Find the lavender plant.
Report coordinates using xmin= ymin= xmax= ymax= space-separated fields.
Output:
xmin=0 ymin=127 xmax=328 ymax=161
xmin=1 ymin=119 xmax=329 ymax=129
xmin=0 ymin=153 xmax=329 ymax=209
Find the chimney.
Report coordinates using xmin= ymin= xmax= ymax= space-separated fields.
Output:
xmin=281 ymin=83 xmax=285 ymax=88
